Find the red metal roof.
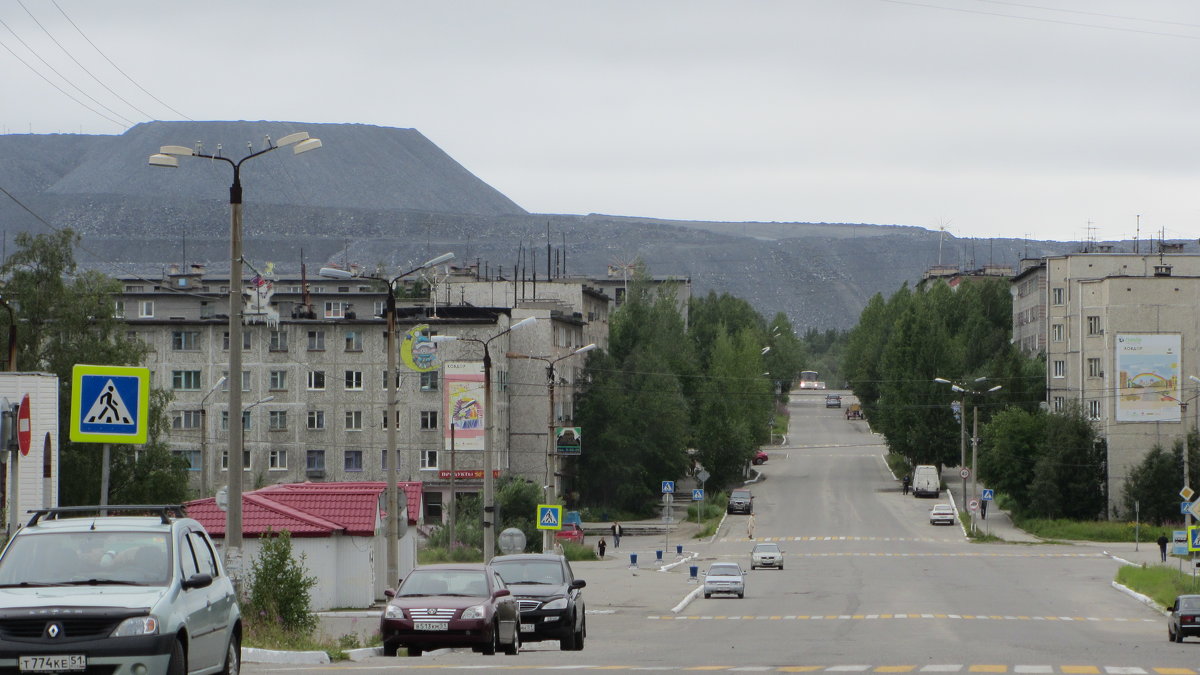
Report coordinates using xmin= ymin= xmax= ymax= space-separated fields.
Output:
xmin=184 ymin=481 xmax=423 ymax=539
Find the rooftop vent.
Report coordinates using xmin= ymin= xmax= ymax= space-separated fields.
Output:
xmin=1153 ymin=265 xmax=1173 ymax=277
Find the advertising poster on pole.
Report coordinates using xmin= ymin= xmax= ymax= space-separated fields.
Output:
xmin=443 ymin=361 xmax=485 ymax=450
xmin=1115 ymin=334 xmax=1181 ymax=422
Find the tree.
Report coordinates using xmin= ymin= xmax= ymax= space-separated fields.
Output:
xmin=245 ymin=529 xmax=318 ymax=633
xmin=978 ymin=407 xmax=1047 ymax=508
xmin=1122 ymin=433 xmax=1199 ymax=525
xmin=1028 ymin=405 xmax=1107 ymax=519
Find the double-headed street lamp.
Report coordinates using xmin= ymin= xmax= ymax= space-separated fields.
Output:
xmin=150 ymin=131 xmax=323 ymax=576
xmin=434 ymin=316 xmax=538 ymax=561
xmin=934 ymin=376 xmax=1001 ymax=523
xmin=320 ymin=252 xmax=455 ymax=587
xmin=507 ymin=343 xmax=597 ymax=553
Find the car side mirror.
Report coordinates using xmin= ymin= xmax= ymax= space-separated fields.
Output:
xmin=1170 ymin=602 xmax=1177 ymax=611
xmin=384 ymin=588 xmax=396 ymax=599
xmin=182 ymin=573 xmax=213 ymax=590
xmin=494 ymin=589 xmax=511 ymax=598
xmin=571 ymin=579 xmax=586 ymax=589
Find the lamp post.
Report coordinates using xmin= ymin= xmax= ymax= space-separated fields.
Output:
xmin=1179 ymin=375 xmax=1200 ymax=527
xmin=934 ymin=376 xmax=1001 ymax=528
xmin=507 ymin=343 xmax=597 ymax=553
xmin=199 ymin=375 xmax=228 ymax=497
xmin=434 ymin=316 xmax=538 ymax=560
xmin=150 ymin=131 xmax=323 ymax=577
xmin=320 ymin=252 xmax=454 ymax=587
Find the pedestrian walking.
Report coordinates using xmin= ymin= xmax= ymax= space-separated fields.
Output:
xmin=902 ymin=475 xmax=911 ymax=495
xmin=597 ymin=537 xmax=607 ymax=559
xmin=747 ymin=513 xmax=756 ymax=540
xmin=611 ymin=521 xmax=622 ymax=548
xmin=1158 ymin=533 xmax=1169 ymax=562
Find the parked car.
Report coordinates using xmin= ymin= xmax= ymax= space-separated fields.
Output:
xmin=752 ymin=450 xmax=769 ymax=465
xmin=555 ymin=523 xmax=585 ymax=546
xmin=490 ymin=553 xmax=586 ymax=650
xmin=0 ymin=505 xmax=241 ymax=675
xmin=703 ymin=562 xmax=746 ymax=599
xmin=825 ymin=394 xmax=842 ymax=408
xmin=1168 ymin=594 xmax=1200 ymax=642
xmin=727 ymin=489 xmax=754 ymax=515
xmin=381 ymin=563 xmax=520 ymax=657
xmin=929 ymin=504 xmax=957 ymax=525
xmin=750 ymin=542 xmax=784 ymax=570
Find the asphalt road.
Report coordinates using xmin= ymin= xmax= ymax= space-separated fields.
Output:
xmin=244 ymin=390 xmax=1192 ymax=673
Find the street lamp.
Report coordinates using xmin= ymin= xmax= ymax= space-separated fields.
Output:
xmin=434 ymin=315 xmax=538 ymax=560
xmin=320 ymin=252 xmax=455 ymax=588
xmin=934 ymin=376 xmax=1001 ymax=527
xmin=199 ymin=375 xmax=228 ymax=497
xmin=506 ymin=343 xmax=597 ymax=553
xmin=150 ymin=131 xmax=323 ymax=578
xmin=1179 ymin=375 xmax=1200 ymax=526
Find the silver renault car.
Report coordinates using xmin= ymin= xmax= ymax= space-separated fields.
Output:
xmin=0 ymin=505 xmax=241 ymax=674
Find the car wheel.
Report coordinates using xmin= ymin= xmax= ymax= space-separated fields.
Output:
xmin=220 ymin=633 xmax=240 ymax=675
xmin=704 ymin=592 xmax=711 ymax=599
xmin=503 ymin=628 xmax=519 ymax=655
xmin=482 ymin=622 xmax=499 ymax=655
xmin=560 ymin=618 xmax=578 ymax=651
xmin=1169 ymin=627 xmax=1177 ymax=642
xmin=779 ymin=564 xmax=783 ymax=570
xmin=737 ymin=591 xmax=744 ymax=598
xmin=407 ymin=647 xmax=423 ymax=657
xmin=383 ymin=639 xmax=398 ymax=657
xmin=1176 ymin=629 xmax=1185 ymax=643
xmin=166 ymin=640 xmax=185 ymax=675
xmin=751 ymin=564 xmax=756 ymax=570
xmin=574 ymin=617 xmax=586 ymax=650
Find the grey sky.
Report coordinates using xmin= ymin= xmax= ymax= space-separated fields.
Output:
xmin=3 ymin=0 xmax=1197 ymax=242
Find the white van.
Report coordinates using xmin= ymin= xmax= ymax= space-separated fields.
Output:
xmin=911 ymin=465 xmax=940 ymax=498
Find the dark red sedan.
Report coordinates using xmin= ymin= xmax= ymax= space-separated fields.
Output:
xmin=554 ymin=522 xmax=585 ymax=545
xmin=381 ymin=563 xmax=520 ymax=657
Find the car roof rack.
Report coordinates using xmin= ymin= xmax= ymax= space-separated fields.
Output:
xmin=25 ymin=505 xmax=186 ymax=528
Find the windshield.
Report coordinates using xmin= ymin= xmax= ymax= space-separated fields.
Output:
xmin=732 ymin=491 xmax=751 ymax=499
xmin=0 ymin=531 xmax=170 ymax=586
xmin=1179 ymin=597 xmax=1200 ymax=611
xmin=397 ymin=569 xmax=490 ymax=597
xmin=754 ymin=544 xmax=780 ymax=553
xmin=492 ymin=560 xmax=565 ymax=585
xmin=708 ymin=564 xmax=740 ymax=575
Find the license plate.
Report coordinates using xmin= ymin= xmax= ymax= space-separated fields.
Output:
xmin=19 ymin=655 xmax=86 ymax=672
xmin=413 ymin=622 xmax=448 ymax=631
xmin=520 ymin=623 xmax=535 ymax=632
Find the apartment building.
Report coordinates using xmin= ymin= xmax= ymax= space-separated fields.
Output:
xmin=1011 ymin=252 xmax=1200 ymax=515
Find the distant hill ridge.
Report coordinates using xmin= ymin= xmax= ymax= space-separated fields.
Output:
xmin=0 ymin=120 xmax=1174 ymax=330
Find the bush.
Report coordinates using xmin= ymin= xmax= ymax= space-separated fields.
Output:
xmin=245 ymin=529 xmax=318 ymax=634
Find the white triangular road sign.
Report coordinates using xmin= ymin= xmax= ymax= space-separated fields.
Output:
xmin=84 ymin=379 xmax=135 ymax=425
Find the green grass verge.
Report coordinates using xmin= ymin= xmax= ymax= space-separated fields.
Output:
xmin=1116 ymin=563 xmax=1200 ymax=608
xmin=1012 ymin=516 xmax=1167 ymax=543
xmin=244 ymin=618 xmax=353 ymax=661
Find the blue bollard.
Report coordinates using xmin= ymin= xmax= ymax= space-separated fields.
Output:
xmin=689 ymin=565 xmax=698 ymax=579
xmin=656 ymin=550 xmax=663 ymax=561
xmin=629 ymin=553 xmax=638 ymax=566
xmin=676 ymin=544 xmax=683 ymax=556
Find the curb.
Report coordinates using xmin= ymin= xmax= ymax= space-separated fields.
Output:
xmin=243 ymin=646 xmax=330 ymax=665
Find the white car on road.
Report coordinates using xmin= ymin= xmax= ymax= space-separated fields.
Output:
xmin=750 ymin=542 xmax=783 ymax=570
xmin=929 ymin=503 xmax=957 ymax=525
xmin=703 ymin=562 xmax=746 ymax=599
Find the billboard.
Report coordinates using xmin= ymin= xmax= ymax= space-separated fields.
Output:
xmin=444 ymin=361 xmax=485 ymax=450
xmin=1115 ymin=334 xmax=1181 ymax=422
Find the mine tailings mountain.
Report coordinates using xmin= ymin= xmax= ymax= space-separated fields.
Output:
xmin=1 ymin=120 xmax=1105 ymax=330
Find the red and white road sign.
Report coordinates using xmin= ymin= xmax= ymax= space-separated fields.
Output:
xmin=968 ymin=498 xmax=980 ymax=512
xmin=17 ymin=393 xmax=30 ymax=456
xmin=959 ymin=468 xmax=970 ymax=479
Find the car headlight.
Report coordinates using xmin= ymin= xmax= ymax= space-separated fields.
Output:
xmin=111 ymin=616 xmax=158 ymax=637
xmin=461 ymin=604 xmax=486 ymax=620
xmin=383 ymin=605 xmax=405 ymax=619
xmin=542 ymin=597 xmax=568 ymax=611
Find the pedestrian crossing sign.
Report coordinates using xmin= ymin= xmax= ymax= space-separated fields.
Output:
xmin=1190 ymin=526 xmax=1200 ymax=553
xmin=70 ymin=365 xmax=150 ymax=444
xmin=537 ymin=504 xmax=563 ymax=531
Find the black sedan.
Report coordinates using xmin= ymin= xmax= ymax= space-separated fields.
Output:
xmin=1169 ymin=594 xmax=1200 ymax=642
xmin=490 ymin=553 xmax=586 ymax=650
xmin=381 ymin=563 xmax=520 ymax=657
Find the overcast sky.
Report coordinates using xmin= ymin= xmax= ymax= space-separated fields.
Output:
xmin=3 ymin=0 xmax=1197 ymax=242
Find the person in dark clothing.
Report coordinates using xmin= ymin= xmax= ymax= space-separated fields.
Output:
xmin=902 ymin=475 xmax=911 ymax=495
xmin=980 ymin=499 xmax=988 ymax=519
xmin=610 ymin=522 xmax=622 ymax=548
xmin=597 ymin=537 xmax=607 ymax=559
xmin=1158 ymin=533 xmax=1170 ymax=562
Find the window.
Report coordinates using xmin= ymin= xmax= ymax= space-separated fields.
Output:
xmin=221 ymin=370 xmax=251 ymax=392
xmin=269 ymin=370 xmax=287 ymax=390
xmin=381 ymin=449 xmax=389 ymax=470
xmin=172 ymin=331 xmax=199 ymax=351
xmin=423 ymin=491 xmax=443 ymax=521
xmin=1052 ymin=360 xmax=1066 ymax=378
xmin=307 ymin=330 xmax=326 ymax=351
xmin=1053 ymin=396 xmax=1065 ymax=412
xmin=1051 ymin=287 xmax=1064 ymax=305
xmin=345 ymin=330 xmax=363 ymax=352
xmin=223 ymin=331 xmax=251 ymax=350
xmin=345 ymin=410 xmax=363 ymax=431
xmin=1088 ymin=399 xmax=1101 ymax=420
xmin=269 ymin=330 xmax=289 ymax=352
xmin=1087 ymin=357 xmax=1102 ymax=378
xmin=344 ymin=370 xmax=364 ymax=391
xmin=172 ymin=410 xmax=202 ymax=430
xmin=420 ymin=410 xmax=439 ymax=430
xmin=344 ymin=449 xmax=363 ymax=472
xmin=1051 ymin=324 xmax=1064 ymax=342
xmin=269 ymin=448 xmax=287 ymax=470
xmin=307 ymin=410 xmax=326 ymax=430
xmin=220 ymin=410 xmax=251 ymax=431
xmin=373 ymin=300 xmax=386 ymax=318
xmin=221 ymin=449 xmax=251 ymax=471
xmin=113 ymin=300 xmax=125 ymax=318
xmin=172 ymin=449 xmax=200 ymax=471
xmin=497 ymin=369 xmax=509 ymax=393
xmin=172 ymin=370 xmax=201 ymax=391
xmin=138 ymin=300 xmax=154 ymax=318
xmin=268 ymin=410 xmax=288 ymax=431
xmin=1086 ymin=315 xmax=1102 ymax=335
xmin=324 ymin=301 xmax=348 ymax=319
xmin=381 ymin=410 xmax=400 ymax=429
xmin=307 ymin=371 xmax=326 ymax=391
xmin=306 ymin=449 xmax=325 ymax=472
xmin=420 ymin=371 xmax=439 ymax=392
xmin=421 ymin=448 xmax=438 ymax=469
xmin=382 ymin=370 xmax=400 ymax=390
